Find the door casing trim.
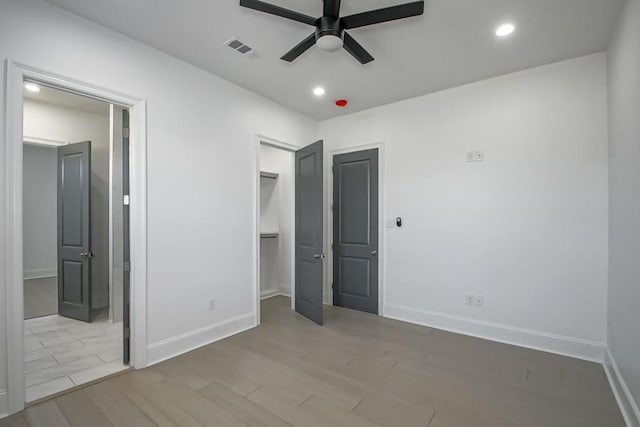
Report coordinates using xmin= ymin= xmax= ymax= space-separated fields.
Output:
xmin=253 ymin=134 xmax=299 ymax=325
xmin=2 ymin=60 xmax=148 ymax=415
xmin=328 ymin=142 xmax=385 ymax=315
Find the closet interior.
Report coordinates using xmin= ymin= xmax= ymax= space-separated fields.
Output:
xmin=259 ymin=144 xmax=294 ymax=299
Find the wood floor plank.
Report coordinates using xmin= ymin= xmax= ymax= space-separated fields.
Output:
xmin=23 ymin=401 xmax=69 ymax=427
xmin=85 ymin=380 xmax=157 ymax=426
xmin=54 ymin=389 xmax=114 ymax=427
xmin=0 ymin=413 xmax=28 ymax=427
xmin=198 ymin=381 xmax=292 ymax=427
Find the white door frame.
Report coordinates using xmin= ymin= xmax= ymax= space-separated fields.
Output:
xmin=253 ymin=134 xmax=298 ymax=325
xmin=327 ymin=141 xmax=386 ymax=315
xmin=2 ymin=60 xmax=148 ymax=415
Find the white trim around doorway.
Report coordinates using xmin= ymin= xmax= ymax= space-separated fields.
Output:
xmin=327 ymin=141 xmax=386 ymax=316
xmin=253 ymin=134 xmax=299 ymax=325
xmin=2 ymin=60 xmax=148 ymax=416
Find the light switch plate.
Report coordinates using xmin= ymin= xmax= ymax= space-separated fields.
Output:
xmin=475 ymin=151 xmax=484 ymax=162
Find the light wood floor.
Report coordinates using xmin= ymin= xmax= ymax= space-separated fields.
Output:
xmin=1 ymin=296 xmax=624 ymax=426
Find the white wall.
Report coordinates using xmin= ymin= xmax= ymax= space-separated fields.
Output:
xmin=607 ymin=0 xmax=640 ymax=423
xmin=22 ymin=144 xmax=57 ymax=279
xmin=23 ymin=98 xmax=111 ymax=309
xmin=0 ymin=0 xmax=317 ymax=406
xmin=319 ymin=54 xmax=609 ymax=361
xmin=260 ymin=145 xmax=294 ymax=297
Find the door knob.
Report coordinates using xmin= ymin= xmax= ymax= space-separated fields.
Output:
xmin=313 ymin=253 xmax=326 ymax=259
xmin=80 ymin=251 xmax=94 ymax=259
xmin=371 ymin=250 xmax=377 ymax=255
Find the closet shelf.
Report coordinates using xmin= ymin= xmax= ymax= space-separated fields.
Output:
xmin=260 ymin=171 xmax=279 ymax=180
xmin=260 ymin=232 xmax=279 ymax=239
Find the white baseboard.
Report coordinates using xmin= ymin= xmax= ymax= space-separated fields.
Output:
xmin=278 ymin=284 xmax=291 ymax=297
xmin=0 ymin=389 xmax=7 ymax=420
xmin=261 ymin=285 xmax=291 ymax=300
xmin=604 ymin=348 xmax=640 ymax=427
xmin=384 ymin=303 xmax=605 ymax=362
xmin=24 ymin=268 xmax=56 ymax=280
xmin=146 ymin=313 xmax=256 ymax=366
xmin=260 ymin=288 xmax=280 ymax=300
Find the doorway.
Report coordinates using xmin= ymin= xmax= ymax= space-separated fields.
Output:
xmin=3 ymin=61 xmax=147 ymax=415
xmin=21 ymin=84 xmax=129 ymax=402
xmin=255 ymin=137 xmax=326 ymax=326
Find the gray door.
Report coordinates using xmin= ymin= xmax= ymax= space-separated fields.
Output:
xmin=295 ymin=140 xmax=324 ymax=325
xmin=333 ymin=149 xmax=379 ymax=314
xmin=57 ymin=141 xmax=92 ymax=322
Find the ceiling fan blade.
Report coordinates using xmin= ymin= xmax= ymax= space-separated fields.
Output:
xmin=323 ymin=0 xmax=341 ymax=18
xmin=343 ymin=32 xmax=374 ymax=64
xmin=281 ymin=33 xmax=317 ymax=62
xmin=341 ymin=1 xmax=424 ymax=29
xmin=239 ymin=0 xmax=317 ymax=26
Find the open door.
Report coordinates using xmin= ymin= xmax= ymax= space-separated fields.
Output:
xmin=122 ymin=109 xmax=131 ymax=364
xmin=57 ymin=141 xmax=92 ymax=322
xmin=295 ymin=140 xmax=324 ymax=325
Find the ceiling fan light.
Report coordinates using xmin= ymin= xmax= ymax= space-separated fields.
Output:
xmin=317 ymin=35 xmax=343 ymax=52
xmin=495 ymin=23 xmax=515 ymax=37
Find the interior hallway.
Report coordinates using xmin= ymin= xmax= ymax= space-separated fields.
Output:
xmin=2 ymin=296 xmax=624 ymax=426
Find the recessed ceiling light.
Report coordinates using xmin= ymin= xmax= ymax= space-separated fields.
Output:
xmin=24 ymin=83 xmax=41 ymax=93
xmin=313 ymin=87 xmax=325 ymax=96
xmin=495 ymin=23 xmax=515 ymax=37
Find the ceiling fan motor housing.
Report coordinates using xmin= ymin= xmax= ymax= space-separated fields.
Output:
xmin=316 ymin=16 xmax=344 ymax=51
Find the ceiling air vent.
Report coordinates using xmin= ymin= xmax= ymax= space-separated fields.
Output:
xmin=225 ymin=37 xmax=261 ymax=59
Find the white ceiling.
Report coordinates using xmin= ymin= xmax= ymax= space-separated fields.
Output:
xmin=44 ymin=0 xmax=622 ymax=120
xmin=24 ymin=84 xmax=110 ymax=115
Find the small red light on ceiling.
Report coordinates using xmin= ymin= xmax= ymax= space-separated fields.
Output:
xmin=335 ymin=99 xmax=348 ymax=107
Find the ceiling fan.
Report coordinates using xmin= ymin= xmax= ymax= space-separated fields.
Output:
xmin=239 ymin=0 xmax=425 ymax=64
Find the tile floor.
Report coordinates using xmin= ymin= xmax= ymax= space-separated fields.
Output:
xmin=24 ymin=314 xmax=127 ymax=402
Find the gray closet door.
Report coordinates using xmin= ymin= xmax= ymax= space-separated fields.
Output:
xmin=333 ymin=149 xmax=379 ymax=314
xmin=57 ymin=141 xmax=92 ymax=322
xmin=295 ymin=140 xmax=324 ymax=325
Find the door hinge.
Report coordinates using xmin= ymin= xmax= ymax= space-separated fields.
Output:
xmin=123 ymin=261 xmax=130 ymax=272
xmin=124 ymin=328 xmax=130 ymax=339
xmin=123 ymin=128 xmax=130 ymax=138
xmin=123 ymin=195 xmax=130 ymax=205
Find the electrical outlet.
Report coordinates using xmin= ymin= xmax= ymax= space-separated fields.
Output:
xmin=474 ymin=296 xmax=484 ymax=307
xmin=465 ymin=294 xmax=474 ymax=305
xmin=208 ymin=298 xmax=216 ymax=310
